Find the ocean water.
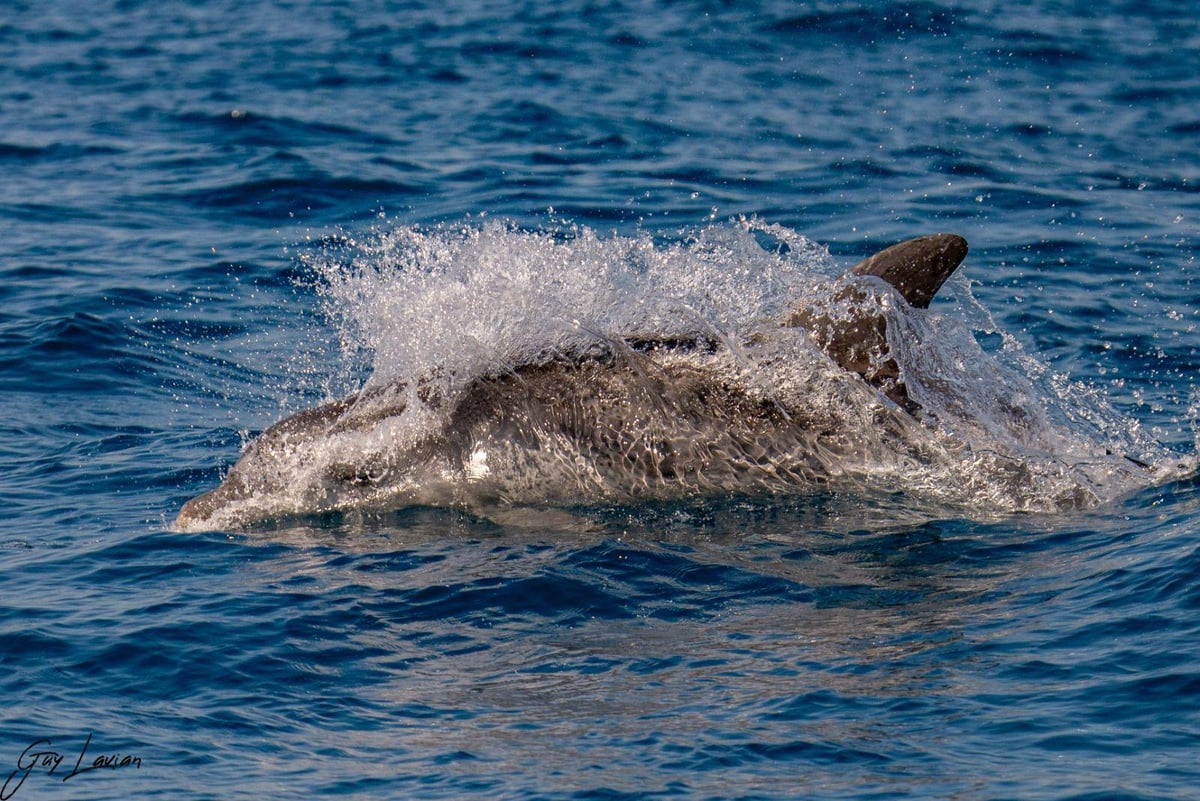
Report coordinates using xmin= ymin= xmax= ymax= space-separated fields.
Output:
xmin=3 ymin=0 xmax=1200 ymax=798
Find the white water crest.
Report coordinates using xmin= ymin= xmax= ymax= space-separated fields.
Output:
xmin=184 ymin=217 xmax=1193 ymax=530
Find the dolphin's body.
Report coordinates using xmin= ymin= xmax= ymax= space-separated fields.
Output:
xmin=176 ymin=235 xmax=973 ymax=531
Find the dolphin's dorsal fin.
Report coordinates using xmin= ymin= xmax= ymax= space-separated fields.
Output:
xmin=850 ymin=233 xmax=967 ymax=308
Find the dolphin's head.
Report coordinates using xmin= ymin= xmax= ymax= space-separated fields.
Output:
xmin=174 ymin=382 xmax=455 ymax=531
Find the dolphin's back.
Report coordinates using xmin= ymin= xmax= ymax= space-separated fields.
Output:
xmin=443 ymin=350 xmax=858 ymax=500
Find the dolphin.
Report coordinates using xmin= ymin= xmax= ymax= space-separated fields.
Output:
xmin=175 ymin=234 xmax=969 ymax=531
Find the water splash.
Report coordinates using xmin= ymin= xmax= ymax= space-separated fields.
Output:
xmin=210 ymin=217 xmax=1198 ymax=527
xmin=304 ymin=217 xmax=833 ymax=390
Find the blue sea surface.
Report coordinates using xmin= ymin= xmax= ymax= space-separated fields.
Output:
xmin=3 ymin=1 xmax=1200 ymax=798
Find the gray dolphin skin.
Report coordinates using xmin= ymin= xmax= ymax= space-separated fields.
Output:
xmin=175 ymin=234 xmax=969 ymax=531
